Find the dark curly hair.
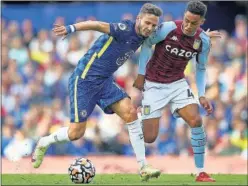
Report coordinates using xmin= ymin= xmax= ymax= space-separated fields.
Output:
xmin=186 ymin=1 xmax=207 ymax=18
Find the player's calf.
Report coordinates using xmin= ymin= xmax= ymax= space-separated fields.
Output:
xmin=190 ymin=125 xmax=206 ymax=175
xmin=111 ymin=98 xmax=160 ymax=176
xmin=68 ymin=123 xmax=86 ymax=141
xmin=32 ymin=122 xmax=87 ymax=168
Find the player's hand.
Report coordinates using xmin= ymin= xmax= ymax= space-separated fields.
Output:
xmin=199 ymin=96 xmax=213 ymax=116
xmin=205 ymin=28 xmax=222 ymax=39
xmin=52 ymin=24 xmax=68 ymax=40
xmin=133 ymin=74 xmax=145 ymax=91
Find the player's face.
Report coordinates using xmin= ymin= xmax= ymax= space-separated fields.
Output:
xmin=182 ymin=11 xmax=205 ymax=36
xmin=136 ymin=13 xmax=159 ymax=37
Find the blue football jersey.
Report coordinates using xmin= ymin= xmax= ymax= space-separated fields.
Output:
xmin=75 ymin=20 xmax=145 ymax=79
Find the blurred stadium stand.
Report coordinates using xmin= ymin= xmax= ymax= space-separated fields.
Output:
xmin=1 ymin=1 xmax=247 ymax=166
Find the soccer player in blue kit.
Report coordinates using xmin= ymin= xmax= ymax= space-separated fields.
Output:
xmin=32 ymin=3 xmax=162 ymax=181
xmin=133 ymin=1 xmax=221 ymax=182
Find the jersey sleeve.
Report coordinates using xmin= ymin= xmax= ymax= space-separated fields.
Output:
xmin=138 ymin=21 xmax=177 ymax=75
xmin=197 ymin=32 xmax=211 ymax=64
xmin=195 ymin=32 xmax=211 ymax=97
xmin=109 ymin=20 xmax=131 ymax=41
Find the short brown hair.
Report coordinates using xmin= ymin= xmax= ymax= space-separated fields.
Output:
xmin=139 ymin=3 xmax=163 ymax=17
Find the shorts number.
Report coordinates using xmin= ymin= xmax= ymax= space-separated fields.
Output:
xmin=187 ymin=89 xmax=194 ymax=98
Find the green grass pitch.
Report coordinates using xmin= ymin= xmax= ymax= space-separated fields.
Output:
xmin=2 ymin=174 xmax=247 ymax=185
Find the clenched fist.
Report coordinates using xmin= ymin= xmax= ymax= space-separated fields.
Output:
xmin=133 ymin=74 xmax=145 ymax=91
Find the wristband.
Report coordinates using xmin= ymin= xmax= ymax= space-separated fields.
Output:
xmin=66 ymin=25 xmax=76 ymax=34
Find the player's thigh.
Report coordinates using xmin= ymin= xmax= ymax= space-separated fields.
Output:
xmin=170 ymin=87 xmax=201 ymax=127
xmin=111 ymin=97 xmax=138 ymax=122
xmin=142 ymin=117 xmax=160 ymax=143
xmin=68 ymin=75 xmax=99 ymax=124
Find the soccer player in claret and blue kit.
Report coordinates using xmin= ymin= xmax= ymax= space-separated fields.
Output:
xmin=133 ymin=0 xmax=221 ymax=182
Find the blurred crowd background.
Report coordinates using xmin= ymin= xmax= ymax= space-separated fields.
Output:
xmin=1 ymin=1 xmax=247 ymax=161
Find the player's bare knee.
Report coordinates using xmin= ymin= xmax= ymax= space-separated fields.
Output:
xmin=143 ymin=126 xmax=157 ymax=143
xmin=144 ymin=135 xmax=157 ymax=143
xmin=123 ymin=106 xmax=138 ymax=123
xmin=188 ymin=115 xmax=202 ymax=128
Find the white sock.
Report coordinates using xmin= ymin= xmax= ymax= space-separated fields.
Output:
xmin=39 ymin=127 xmax=70 ymax=147
xmin=127 ymin=119 xmax=147 ymax=169
xmin=196 ymin=168 xmax=204 ymax=175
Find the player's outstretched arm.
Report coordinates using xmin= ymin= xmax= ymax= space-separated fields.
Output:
xmin=196 ymin=32 xmax=217 ymax=115
xmin=53 ymin=21 xmax=110 ymax=39
xmin=74 ymin=21 xmax=110 ymax=33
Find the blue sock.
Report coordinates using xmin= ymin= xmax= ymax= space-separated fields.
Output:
xmin=191 ymin=126 xmax=206 ymax=169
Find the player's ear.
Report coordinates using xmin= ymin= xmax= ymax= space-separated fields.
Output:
xmin=200 ymin=18 xmax=205 ymax=25
xmin=136 ymin=15 xmax=143 ymax=25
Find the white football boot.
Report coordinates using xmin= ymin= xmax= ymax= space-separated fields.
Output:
xmin=140 ymin=164 xmax=161 ymax=181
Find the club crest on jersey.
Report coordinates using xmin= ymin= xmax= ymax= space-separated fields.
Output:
xmin=81 ymin=110 xmax=87 ymax=118
xmin=118 ymin=23 xmax=127 ymax=30
xmin=143 ymin=105 xmax=151 ymax=115
xmin=193 ymin=39 xmax=201 ymax=50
